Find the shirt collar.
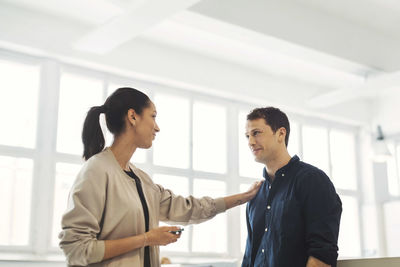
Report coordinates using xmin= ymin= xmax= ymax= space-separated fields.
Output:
xmin=263 ymin=155 xmax=300 ymax=182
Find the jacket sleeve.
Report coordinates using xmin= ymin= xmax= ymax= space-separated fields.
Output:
xmin=58 ymin=166 xmax=107 ymax=266
xmin=298 ymin=169 xmax=342 ymax=266
xmin=156 ymin=184 xmax=226 ymax=225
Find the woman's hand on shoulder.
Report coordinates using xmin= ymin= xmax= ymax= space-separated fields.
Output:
xmin=223 ymin=180 xmax=263 ymax=209
xmin=243 ymin=180 xmax=263 ymax=202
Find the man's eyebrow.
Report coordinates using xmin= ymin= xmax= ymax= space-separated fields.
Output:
xmin=245 ymin=128 xmax=263 ymax=135
xmin=250 ymin=128 xmax=262 ymax=132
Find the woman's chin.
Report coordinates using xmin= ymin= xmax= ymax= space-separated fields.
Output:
xmin=140 ymin=142 xmax=153 ymax=149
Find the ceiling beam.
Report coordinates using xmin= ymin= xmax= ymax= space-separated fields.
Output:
xmin=73 ymin=0 xmax=202 ymax=54
xmin=308 ymin=71 xmax=400 ymax=108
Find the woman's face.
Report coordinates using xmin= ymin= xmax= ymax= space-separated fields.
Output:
xmin=133 ymin=102 xmax=160 ymax=149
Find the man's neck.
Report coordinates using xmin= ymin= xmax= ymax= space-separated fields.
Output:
xmin=265 ymin=151 xmax=292 ymax=182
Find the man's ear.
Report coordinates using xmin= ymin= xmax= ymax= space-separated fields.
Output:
xmin=278 ymin=127 xmax=287 ymax=143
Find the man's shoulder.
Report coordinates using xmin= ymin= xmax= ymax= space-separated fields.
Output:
xmin=294 ymin=160 xmax=323 ymax=174
xmin=293 ymin=160 xmax=331 ymax=184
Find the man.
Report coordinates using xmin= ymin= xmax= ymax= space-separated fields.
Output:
xmin=242 ymin=107 xmax=342 ymax=267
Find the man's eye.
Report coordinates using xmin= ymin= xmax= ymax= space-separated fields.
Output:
xmin=253 ymin=131 xmax=259 ymax=136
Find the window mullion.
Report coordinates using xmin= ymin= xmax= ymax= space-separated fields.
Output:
xmin=327 ymin=128 xmax=333 ymax=178
xmin=188 ymin=97 xmax=194 ymax=253
xmin=396 ymin=143 xmax=400 ymax=196
xmin=226 ymin=105 xmax=241 ymax=258
xmin=30 ymin=60 xmax=61 ymax=255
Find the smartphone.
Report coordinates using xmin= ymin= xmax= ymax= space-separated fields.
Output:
xmin=169 ymin=228 xmax=184 ymax=234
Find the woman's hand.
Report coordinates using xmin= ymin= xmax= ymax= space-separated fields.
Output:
xmin=146 ymin=226 xmax=182 ymax=246
xmin=243 ymin=180 xmax=263 ymax=202
xmin=103 ymin=226 xmax=182 ymax=260
xmin=223 ymin=180 xmax=263 ymax=209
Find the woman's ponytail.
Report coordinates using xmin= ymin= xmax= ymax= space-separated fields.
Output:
xmin=82 ymin=106 xmax=105 ymax=160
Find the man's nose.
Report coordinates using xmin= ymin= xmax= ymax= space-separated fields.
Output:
xmin=248 ymin=136 xmax=255 ymax=146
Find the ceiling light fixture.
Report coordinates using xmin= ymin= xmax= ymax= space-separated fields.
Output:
xmin=372 ymin=125 xmax=392 ymax=162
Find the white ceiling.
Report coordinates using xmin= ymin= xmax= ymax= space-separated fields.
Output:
xmin=294 ymin=0 xmax=400 ymax=40
xmin=1 ymin=0 xmax=400 ymax=126
xmin=0 ymin=0 xmax=125 ymax=25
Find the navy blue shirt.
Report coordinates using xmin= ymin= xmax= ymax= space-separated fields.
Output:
xmin=242 ymin=156 xmax=342 ymax=267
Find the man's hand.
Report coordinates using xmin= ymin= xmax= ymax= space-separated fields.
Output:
xmin=306 ymin=256 xmax=331 ymax=267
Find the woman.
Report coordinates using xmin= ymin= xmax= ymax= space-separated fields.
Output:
xmin=59 ymin=87 xmax=262 ymax=267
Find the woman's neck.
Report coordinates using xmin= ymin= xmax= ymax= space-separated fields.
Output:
xmin=110 ymin=137 xmax=137 ymax=171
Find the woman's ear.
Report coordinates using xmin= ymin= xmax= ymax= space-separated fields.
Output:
xmin=127 ymin=108 xmax=137 ymax=126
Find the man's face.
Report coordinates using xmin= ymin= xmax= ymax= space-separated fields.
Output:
xmin=245 ymin=118 xmax=281 ymax=164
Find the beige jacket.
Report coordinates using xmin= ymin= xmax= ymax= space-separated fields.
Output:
xmin=59 ymin=148 xmax=226 ymax=267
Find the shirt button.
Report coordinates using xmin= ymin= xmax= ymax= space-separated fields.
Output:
xmin=268 ymin=185 xmax=271 ymax=189
xmin=282 ymin=173 xmax=285 ymax=176
xmin=267 ymin=205 xmax=271 ymax=210
xmin=262 ymin=249 xmax=264 ymax=253
xmin=265 ymin=227 xmax=268 ymax=232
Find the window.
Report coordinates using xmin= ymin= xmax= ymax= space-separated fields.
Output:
xmin=0 ymin=59 xmax=39 ymax=148
xmin=0 ymin=156 xmax=33 ymax=246
xmin=51 ymin=163 xmax=82 ymax=247
xmin=338 ymin=195 xmax=361 ymax=257
xmin=57 ymin=72 xmax=103 ymax=155
xmin=192 ymin=179 xmax=227 ymax=253
xmin=0 ymin=52 xmax=368 ymax=262
xmin=153 ymin=94 xmax=190 ymax=169
xmin=330 ymin=130 xmax=357 ymax=190
xmin=384 ymin=201 xmax=400 ymax=256
xmin=287 ymin=122 xmax=300 ymax=157
xmin=0 ymin=57 xmax=39 ymax=248
xmin=302 ymin=125 xmax=330 ymax=175
xmin=193 ymin=102 xmax=227 ymax=174
xmin=301 ymin=124 xmax=361 ymax=258
xmin=387 ymin=143 xmax=400 ymax=196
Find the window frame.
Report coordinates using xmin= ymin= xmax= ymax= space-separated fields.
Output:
xmin=386 ymin=141 xmax=400 ymax=198
xmin=0 ymin=49 xmax=366 ymax=261
xmin=0 ymin=50 xmax=42 ymax=253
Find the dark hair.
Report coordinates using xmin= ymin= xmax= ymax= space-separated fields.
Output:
xmin=247 ymin=107 xmax=290 ymax=147
xmin=82 ymin=87 xmax=151 ymax=160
